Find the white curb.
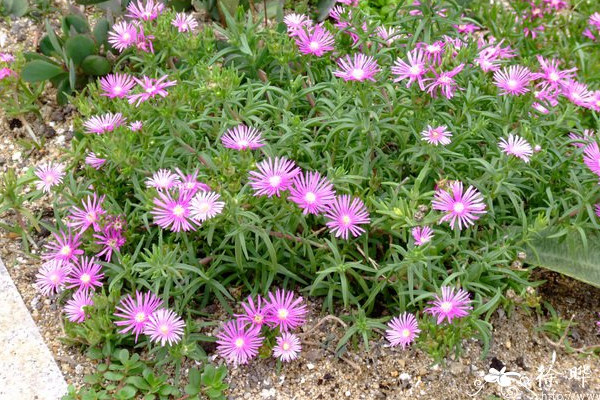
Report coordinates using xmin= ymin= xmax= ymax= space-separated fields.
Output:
xmin=0 ymin=257 xmax=68 ymax=400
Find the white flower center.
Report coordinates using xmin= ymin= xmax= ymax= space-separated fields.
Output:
xmin=60 ymin=245 xmax=72 ymax=256
xmin=235 ymin=338 xmax=245 ymax=348
xmin=80 ymin=273 xmax=91 ymax=284
xmin=269 ymin=175 xmax=282 ymax=188
xmin=135 ymin=312 xmax=146 ymax=322
xmin=114 ymin=86 xmax=122 ymax=94
xmin=172 ymin=205 xmax=185 ymax=217
xmin=507 ymin=79 xmax=518 ymax=89
xmin=45 ymin=175 xmax=55 ymax=184
xmin=253 ymin=314 xmax=263 ymax=323
xmin=341 ymin=215 xmax=351 ymax=226
xmin=549 ymin=72 xmax=560 ymax=82
xmin=409 ymin=65 xmax=422 ymax=75
xmin=309 ymin=41 xmax=320 ymax=51
xmin=122 ymin=32 xmax=131 ymax=41
xmin=440 ymin=301 xmax=453 ymax=313
xmin=146 ymin=85 xmax=156 ymax=93
xmin=49 ymin=273 xmax=59 ymax=283
xmin=86 ymin=212 xmax=97 ymax=223
xmin=453 ymin=202 xmax=465 ymax=213
xmin=196 ymin=202 xmax=210 ymax=214
xmin=401 ymin=329 xmax=411 ymax=338
xmin=282 ymin=342 xmax=290 ymax=351
xmin=278 ymin=309 xmax=289 ymax=320
xmin=159 ymin=324 xmax=169 ymax=334
xmin=238 ymin=139 xmax=249 ymax=147
xmin=439 ymin=76 xmax=452 ymax=84
xmin=304 ymin=192 xmax=316 ymax=204
xmin=351 ymin=69 xmax=365 ymax=80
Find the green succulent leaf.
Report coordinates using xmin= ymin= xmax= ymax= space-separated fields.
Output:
xmin=21 ymin=60 xmax=64 ymax=82
xmin=65 ymin=35 xmax=96 ymax=66
xmin=62 ymin=14 xmax=90 ymax=35
xmin=81 ymin=55 xmax=111 ymax=76
xmin=93 ymin=18 xmax=110 ymax=45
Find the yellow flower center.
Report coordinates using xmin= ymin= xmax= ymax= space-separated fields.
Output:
xmin=172 ymin=205 xmax=185 ymax=216
xmin=235 ymin=338 xmax=245 ymax=348
xmin=342 ymin=215 xmax=351 ymax=226
xmin=60 ymin=245 xmax=71 ymax=256
xmin=80 ymin=273 xmax=91 ymax=283
xmin=135 ymin=312 xmax=146 ymax=323
xmin=278 ymin=309 xmax=289 ymax=320
xmin=304 ymin=192 xmax=316 ymax=204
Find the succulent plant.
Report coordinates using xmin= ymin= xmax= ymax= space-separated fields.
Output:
xmin=21 ymin=15 xmax=112 ymax=104
xmin=1 ymin=0 xmax=28 ymax=17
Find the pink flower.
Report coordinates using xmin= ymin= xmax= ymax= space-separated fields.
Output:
xmin=561 ymin=80 xmax=594 ymax=108
xmin=425 ymin=64 xmax=464 ymax=99
xmin=85 ymin=152 xmax=107 ymax=169
xmin=34 ymin=162 xmax=65 ymax=193
xmin=146 ymin=169 xmax=181 ymax=190
xmin=532 ymin=102 xmax=550 ymax=114
xmin=36 ymin=260 xmax=71 ymax=295
xmin=498 ymin=134 xmax=533 ymax=162
xmin=376 ymin=26 xmax=400 ymax=45
xmin=273 ymin=333 xmax=301 ymax=362
xmin=235 ymin=295 xmax=268 ymax=328
xmin=283 ymin=13 xmax=312 ymax=37
xmin=94 ymin=227 xmax=126 ymax=262
xmin=295 ymin=25 xmax=335 ymax=57
xmin=493 ymin=65 xmax=532 ymax=96
xmin=108 ymin=21 xmax=138 ymax=52
xmin=432 ymin=181 xmax=486 ymax=230
xmin=67 ymin=193 xmax=106 ymax=233
xmin=421 ymin=125 xmax=452 ymax=146
xmin=114 ymin=291 xmax=163 ymax=342
xmin=325 ymin=195 xmax=370 ymax=239
xmin=391 ymin=49 xmax=427 ymax=90
xmin=265 ymin=289 xmax=308 ymax=332
xmin=134 ymin=25 xmax=155 ymax=53
xmin=418 ymin=41 xmax=445 ymax=65
xmin=583 ymin=28 xmax=596 ymax=41
xmin=288 ymin=171 xmax=336 ymax=215
xmin=248 ymin=157 xmax=301 ymax=197
xmin=454 ymin=23 xmax=479 ymax=34
xmin=144 ymin=309 xmax=186 ymax=346
xmin=533 ymin=56 xmax=576 ymax=89
xmin=337 ymin=0 xmax=359 ymax=5
xmin=130 ymin=121 xmax=143 ymax=131
xmin=127 ymin=75 xmax=177 ymax=107
xmin=126 ymin=0 xmax=163 ymax=21
xmin=385 ymin=312 xmax=420 ymax=348
xmin=43 ymin=230 xmax=84 ymax=265
xmin=583 ymin=142 xmax=600 ymax=177
xmin=424 ymin=286 xmax=472 ymax=325
xmin=151 ymin=190 xmax=197 ymax=232
xmin=216 ymin=320 xmax=264 ymax=365
xmin=412 ymin=226 xmax=433 ymax=246
xmin=65 ymin=256 xmax=104 ymax=292
xmin=176 ymin=169 xmax=210 ymax=195
xmin=0 ymin=53 xmax=14 ymax=63
xmin=65 ymin=290 xmax=94 ymax=323
xmin=0 ymin=67 xmax=15 ymax=80
xmin=589 ymin=12 xmax=600 ymax=29
xmin=99 ymin=73 xmax=135 ymax=98
xmin=83 ymin=113 xmax=126 ymax=134
xmin=172 ymin=12 xmax=198 ymax=33
xmin=595 ymin=203 xmax=600 ymax=219
xmin=568 ymin=130 xmax=596 ymax=148
xmin=333 ymin=54 xmax=380 ymax=82
xmin=189 ymin=191 xmax=225 ymax=222
xmin=221 ymin=125 xmax=265 ymax=150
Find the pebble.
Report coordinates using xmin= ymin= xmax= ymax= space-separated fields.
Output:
xmin=11 ymin=151 xmax=21 ymax=161
xmin=260 ymin=388 xmax=276 ymax=399
xmin=449 ymin=362 xmax=466 ymax=376
xmin=505 ymin=341 xmax=512 ymax=349
xmin=390 ymin=370 xmax=399 ymax=377
xmin=306 ymin=363 xmax=315 ymax=370
xmin=75 ymin=364 xmax=84 ymax=374
xmin=399 ymin=373 xmax=411 ymax=381
xmin=345 ymin=391 xmax=351 ymax=397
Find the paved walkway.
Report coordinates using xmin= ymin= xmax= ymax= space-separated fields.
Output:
xmin=0 ymin=258 xmax=67 ymax=400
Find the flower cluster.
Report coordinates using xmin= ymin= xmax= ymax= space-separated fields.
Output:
xmin=34 ymin=195 xmax=127 ymax=323
xmin=216 ymin=289 xmax=307 ymax=364
xmin=0 ymin=52 xmax=15 ymax=81
xmin=147 ymin=168 xmax=224 ymax=232
xmin=114 ymin=291 xmax=186 ymax=346
xmin=385 ymin=286 xmax=473 ymax=349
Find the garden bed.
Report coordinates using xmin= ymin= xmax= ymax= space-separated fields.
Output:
xmin=2 ymin=0 xmax=600 ymax=399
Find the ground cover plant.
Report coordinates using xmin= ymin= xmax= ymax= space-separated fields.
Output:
xmin=2 ymin=0 xmax=600 ymax=397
